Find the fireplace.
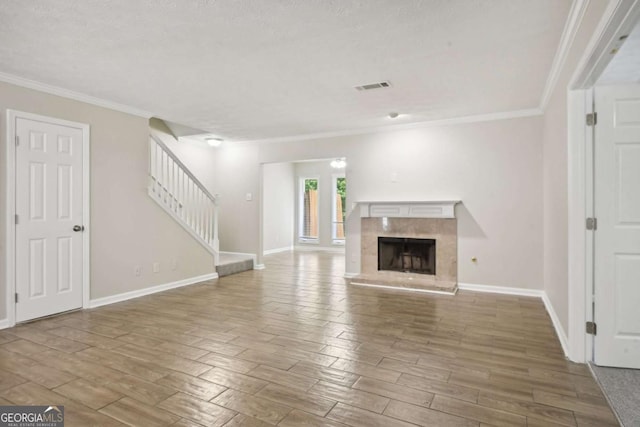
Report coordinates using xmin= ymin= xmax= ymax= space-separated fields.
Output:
xmin=352 ymin=200 xmax=460 ymax=294
xmin=378 ymin=237 xmax=436 ymax=275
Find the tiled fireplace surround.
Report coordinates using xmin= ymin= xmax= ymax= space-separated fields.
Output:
xmin=352 ymin=201 xmax=460 ymax=294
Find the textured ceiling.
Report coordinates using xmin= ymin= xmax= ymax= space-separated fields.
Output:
xmin=598 ymin=19 xmax=640 ymax=85
xmin=0 ymin=0 xmax=571 ymax=141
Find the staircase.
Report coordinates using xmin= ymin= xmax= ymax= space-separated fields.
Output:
xmin=148 ymin=134 xmax=220 ymax=265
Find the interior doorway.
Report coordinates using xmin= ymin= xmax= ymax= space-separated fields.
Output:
xmin=6 ymin=110 xmax=91 ymax=326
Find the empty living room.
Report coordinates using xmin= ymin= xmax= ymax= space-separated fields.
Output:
xmin=1 ymin=1 xmax=640 ymax=426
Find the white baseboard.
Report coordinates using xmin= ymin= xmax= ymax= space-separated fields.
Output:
xmin=88 ymin=272 xmax=218 ymax=309
xmin=294 ymin=245 xmax=345 ymax=253
xmin=219 ymin=251 xmax=257 ymax=262
xmin=458 ymin=282 xmax=545 ymax=298
xmin=542 ymin=292 xmax=570 ymax=358
xmin=254 ymin=264 xmax=266 ymax=270
xmin=343 ymin=272 xmax=358 ymax=279
xmin=459 ymin=282 xmax=568 ymax=358
xmin=263 ymin=246 xmax=293 ymax=256
xmin=0 ymin=318 xmax=10 ymax=330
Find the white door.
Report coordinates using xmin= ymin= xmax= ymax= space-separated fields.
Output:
xmin=593 ymin=84 xmax=640 ymax=368
xmin=15 ymin=116 xmax=85 ymax=322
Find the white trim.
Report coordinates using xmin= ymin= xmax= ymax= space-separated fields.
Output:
xmin=539 ymin=0 xmax=589 ymax=110
xmin=570 ymin=0 xmax=640 ymax=89
xmin=567 ymin=89 xmax=592 ymax=363
xmin=254 ymin=264 xmax=266 ymax=270
xmin=350 ymin=281 xmax=457 ymax=296
xmin=89 ymin=272 xmax=218 ymax=309
xmin=294 ymin=245 xmax=346 ymax=253
xmin=0 ymin=72 xmax=153 ymax=118
xmin=566 ymin=0 xmax=640 ymax=363
xmin=543 ymin=292 xmax=571 ymax=358
xmin=458 ymin=283 xmax=569 ymax=357
xmin=0 ymin=318 xmax=10 ymax=330
xmin=458 ymin=283 xmax=544 ymax=298
xmin=357 ymin=200 xmax=460 ymax=219
xmin=236 ymin=108 xmax=543 ymax=145
xmin=263 ymin=246 xmax=294 ymax=255
xmin=343 ymin=272 xmax=358 ymax=279
xmin=5 ymin=110 xmax=91 ymax=327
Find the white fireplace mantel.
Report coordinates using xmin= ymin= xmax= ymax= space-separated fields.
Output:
xmin=357 ymin=200 xmax=461 ymax=219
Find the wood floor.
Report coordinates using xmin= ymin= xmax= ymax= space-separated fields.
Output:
xmin=0 ymin=251 xmax=618 ymax=426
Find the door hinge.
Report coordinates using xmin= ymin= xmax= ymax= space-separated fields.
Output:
xmin=15 ymin=214 xmax=19 ymax=225
xmin=586 ymin=112 xmax=597 ymax=126
xmin=15 ymin=293 xmax=18 ymax=303
xmin=15 ymin=135 xmax=20 ymax=146
xmin=586 ymin=217 xmax=597 ymax=230
xmin=586 ymin=321 xmax=597 ymax=335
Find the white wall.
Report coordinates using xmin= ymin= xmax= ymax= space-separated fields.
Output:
xmin=218 ymin=115 xmax=544 ymax=290
xmin=263 ymin=162 xmax=295 ymax=253
xmin=0 ymin=81 xmax=215 ymax=320
xmin=294 ymin=160 xmax=344 ymax=249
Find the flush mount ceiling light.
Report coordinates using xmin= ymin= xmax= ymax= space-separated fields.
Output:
xmin=206 ymin=137 xmax=223 ymax=147
xmin=330 ymin=158 xmax=346 ymax=169
xmin=388 ymin=112 xmax=400 ymax=119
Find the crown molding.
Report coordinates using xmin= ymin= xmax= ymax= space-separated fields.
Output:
xmin=0 ymin=71 xmax=154 ymax=118
xmin=235 ymin=108 xmax=543 ymax=145
xmin=539 ymin=0 xmax=590 ymax=110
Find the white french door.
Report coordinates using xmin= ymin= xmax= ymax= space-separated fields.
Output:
xmin=593 ymin=84 xmax=640 ymax=368
xmin=14 ymin=114 xmax=86 ymax=322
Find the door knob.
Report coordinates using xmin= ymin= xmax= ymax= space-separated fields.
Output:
xmin=73 ymin=225 xmax=85 ymax=232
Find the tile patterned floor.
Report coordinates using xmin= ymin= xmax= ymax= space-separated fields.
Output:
xmin=0 ymin=251 xmax=618 ymax=426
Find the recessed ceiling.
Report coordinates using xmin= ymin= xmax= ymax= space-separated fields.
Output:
xmin=0 ymin=0 xmax=571 ymax=141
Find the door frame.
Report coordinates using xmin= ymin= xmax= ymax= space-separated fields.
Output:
xmin=5 ymin=109 xmax=91 ymax=327
xmin=567 ymin=0 xmax=640 ymax=362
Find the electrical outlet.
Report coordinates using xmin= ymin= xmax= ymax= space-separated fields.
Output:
xmin=171 ymin=258 xmax=178 ymax=271
xmin=153 ymin=262 xmax=160 ymax=273
xmin=134 ymin=265 xmax=141 ymax=276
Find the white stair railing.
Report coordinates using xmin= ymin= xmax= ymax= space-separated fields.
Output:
xmin=148 ymin=134 xmax=219 ymax=265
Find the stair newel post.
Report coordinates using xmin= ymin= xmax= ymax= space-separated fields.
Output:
xmin=213 ymin=195 xmax=220 ymax=266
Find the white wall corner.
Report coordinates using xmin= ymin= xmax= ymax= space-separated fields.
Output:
xmin=89 ymin=272 xmax=218 ymax=309
xmin=542 ymin=292 xmax=570 ymax=358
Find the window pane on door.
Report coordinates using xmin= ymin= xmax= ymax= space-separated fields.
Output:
xmin=333 ymin=176 xmax=346 ymax=242
xmin=301 ymin=178 xmax=318 ymax=239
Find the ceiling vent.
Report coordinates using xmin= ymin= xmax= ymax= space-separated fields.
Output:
xmin=355 ymin=81 xmax=391 ymax=91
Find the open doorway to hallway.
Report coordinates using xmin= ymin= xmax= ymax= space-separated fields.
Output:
xmin=261 ymin=159 xmax=347 ymax=267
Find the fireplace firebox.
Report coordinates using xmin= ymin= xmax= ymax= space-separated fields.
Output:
xmin=378 ymin=237 xmax=436 ymax=275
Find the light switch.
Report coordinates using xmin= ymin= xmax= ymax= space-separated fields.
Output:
xmin=390 ymin=172 xmax=398 ymax=183
xmin=245 ymin=192 xmax=253 ymax=201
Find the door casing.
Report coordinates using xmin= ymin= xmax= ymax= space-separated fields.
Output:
xmin=5 ymin=110 xmax=91 ymax=327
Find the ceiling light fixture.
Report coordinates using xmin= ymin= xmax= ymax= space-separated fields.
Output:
xmin=330 ymin=158 xmax=346 ymax=169
xmin=388 ymin=112 xmax=399 ymax=119
xmin=206 ymin=137 xmax=223 ymax=147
